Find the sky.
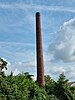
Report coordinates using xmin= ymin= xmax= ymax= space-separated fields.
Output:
xmin=1 ymin=0 xmax=75 ymax=81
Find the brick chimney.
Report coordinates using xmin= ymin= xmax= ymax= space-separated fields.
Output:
xmin=36 ymin=12 xmax=45 ymax=86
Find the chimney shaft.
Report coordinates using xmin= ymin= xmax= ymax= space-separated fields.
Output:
xmin=36 ymin=12 xmax=45 ymax=86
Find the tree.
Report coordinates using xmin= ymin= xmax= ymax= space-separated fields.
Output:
xmin=45 ymin=75 xmax=55 ymax=95
xmin=55 ymin=73 xmax=73 ymax=100
xmin=0 ymin=58 xmax=7 ymax=72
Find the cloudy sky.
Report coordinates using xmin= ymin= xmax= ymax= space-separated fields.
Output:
xmin=1 ymin=0 xmax=75 ymax=81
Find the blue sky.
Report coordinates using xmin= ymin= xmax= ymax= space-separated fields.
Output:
xmin=1 ymin=0 xmax=75 ymax=81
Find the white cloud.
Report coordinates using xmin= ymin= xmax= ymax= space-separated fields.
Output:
xmin=46 ymin=17 xmax=75 ymax=81
xmin=0 ymin=3 xmax=75 ymax=13
xmin=13 ymin=68 xmax=20 ymax=76
xmin=44 ymin=62 xmax=75 ymax=81
xmin=4 ymin=60 xmax=36 ymax=75
xmin=2 ymin=54 xmax=75 ymax=81
xmin=0 ymin=41 xmax=35 ymax=62
xmin=48 ymin=17 xmax=75 ymax=62
xmin=0 ymin=41 xmax=36 ymax=76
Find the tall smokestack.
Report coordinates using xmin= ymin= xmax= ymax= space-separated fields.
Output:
xmin=36 ymin=12 xmax=45 ymax=86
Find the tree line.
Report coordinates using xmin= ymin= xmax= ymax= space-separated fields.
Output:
xmin=0 ymin=58 xmax=75 ymax=100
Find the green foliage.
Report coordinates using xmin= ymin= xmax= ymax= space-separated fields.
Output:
xmin=0 ymin=71 xmax=75 ymax=100
xmin=0 ymin=72 xmax=47 ymax=100
xmin=54 ymin=73 xmax=74 ymax=100
xmin=46 ymin=95 xmax=58 ymax=100
xmin=45 ymin=75 xmax=55 ymax=95
xmin=0 ymin=58 xmax=75 ymax=99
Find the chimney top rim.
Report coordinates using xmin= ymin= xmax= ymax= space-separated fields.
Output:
xmin=36 ymin=12 xmax=40 ymax=15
